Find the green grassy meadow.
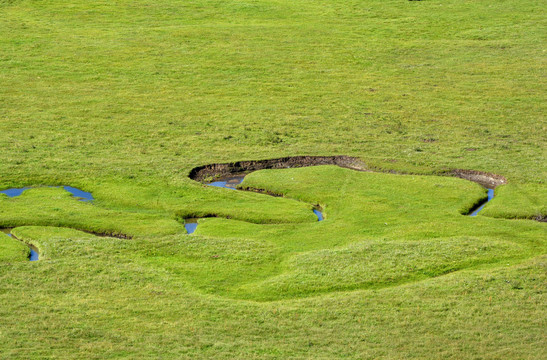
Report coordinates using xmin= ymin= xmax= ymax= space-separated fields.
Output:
xmin=0 ymin=0 xmax=545 ymax=358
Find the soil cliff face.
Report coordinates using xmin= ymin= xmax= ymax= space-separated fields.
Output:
xmin=449 ymin=169 xmax=507 ymax=188
xmin=189 ymin=156 xmax=369 ymax=181
xmin=189 ymin=155 xmax=507 ymax=189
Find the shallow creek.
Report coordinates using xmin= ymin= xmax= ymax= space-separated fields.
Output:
xmin=0 ymin=175 xmax=497 ymax=239
xmin=1 ymin=228 xmax=39 ymax=261
xmin=468 ymin=188 xmax=495 ymax=217
xmin=185 ymin=173 xmax=325 ymax=234
xmin=0 ymin=185 xmax=93 ymax=260
xmin=206 ymin=173 xmax=324 ymax=222
xmin=0 ymin=186 xmax=94 ymax=201
xmin=185 ymin=176 xmax=495 ymax=234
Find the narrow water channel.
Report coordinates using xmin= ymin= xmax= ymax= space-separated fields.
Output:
xmin=206 ymin=173 xmax=324 ymax=221
xmin=1 ymin=229 xmax=39 ymax=261
xmin=184 ymin=173 xmax=324 ymax=234
xmin=0 ymin=186 xmax=94 ymax=201
xmin=207 ymin=175 xmax=246 ymax=190
xmin=0 ymin=171 xmax=498 ymax=240
xmin=468 ymin=188 xmax=494 ymax=217
xmin=313 ymin=209 xmax=324 ymax=221
xmin=184 ymin=219 xmax=199 ymax=234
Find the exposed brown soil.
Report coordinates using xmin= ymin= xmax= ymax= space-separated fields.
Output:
xmin=1 ymin=227 xmax=132 ymax=240
xmin=91 ymin=231 xmax=132 ymax=239
xmin=448 ymin=169 xmax=507 ymax=188
xmin=188 ymin=155 xmax=507 ymax=189
xmin=237 ymin=186 xmax=286 ymax=198
xmin=189 ymin=156 xmax=370 ymax=181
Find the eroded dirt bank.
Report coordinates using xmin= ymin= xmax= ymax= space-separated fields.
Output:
xmin=189 ymin=156 xmax=369 ymax=181
xmin=189 ymin=155 xmax=507 ymax=188
xmin=448 ymin=169 xmax=507 ymax=188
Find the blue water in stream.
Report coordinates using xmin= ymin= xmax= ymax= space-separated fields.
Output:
xmin=469 ymin=189 xmax=494 ymax=217
xmin=62 ymin=186 xmax=94 ymax=201
xmin=184 ymin=221 xmax=198 ymax=234
xmin=207 ymin=175 xmax=324 ymax=220
xmin=207 ymin=175 xmax=244 ymax=190
xmin=0 ymin=187 xmax=31 ymax=197
xmin=4 ymin=232 xmax=38 ymax=261
xmin=0 ymin=185 xmax=92 ymax=257
xmin=29 ymin=246 xmax=39 ymax=261
xmin=185 ymin=174 xmax=325 ymax=234
xmin=313 ymin=209 xmax=324 ymax=221
xmin=0 ymin=186 xmax=93 ymax=201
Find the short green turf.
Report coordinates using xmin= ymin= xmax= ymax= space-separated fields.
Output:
xmin=0 ymin=232 xmax=28 ymax=262
xmin=0 ymin=0 xmax=545 ymax=358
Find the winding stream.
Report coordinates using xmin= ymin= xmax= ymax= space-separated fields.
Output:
xmin=0 ymin=186 xmax=93 ymax=201
xmin=184 ymin=158 xmax=503 ymax=234
xmin=0 ymin=160 xmax=503 ymax=240
xmin=468 ymin=188 xmax=495 ymax=217
xmin=1 ymin=228 xmax=39 ymax=261
xmin=184 ymin=173 xmax=326 ymax=234
xmin=184 ymin=171 xmax=496 ymax=235
xmin=206 ymin=173 xmax=324 ymax=221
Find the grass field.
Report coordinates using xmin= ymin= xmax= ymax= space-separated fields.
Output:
xmin=0 ymin=0 xmax=545 ymax=358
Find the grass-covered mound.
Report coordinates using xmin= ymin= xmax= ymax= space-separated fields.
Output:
xmin=0 ymin=232 xmax=29 ymax=262
xmin=1 ymin=168 xmax=545 ymax=358
xmin=0 ymin=0 xmax=545 ymax=358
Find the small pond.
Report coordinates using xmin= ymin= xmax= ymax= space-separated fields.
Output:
xmin=184 ymin=218 xmax=199 ymax=234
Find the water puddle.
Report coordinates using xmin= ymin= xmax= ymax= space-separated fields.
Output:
xmin=1 ymin=228 xmax=39 ymax=261
xmin=62 ymin=186 xmax=94 ymax=201
xmin=313 ymin=208 xmax=324 ymax=221
xmin=184 ymin=218 xmax=199 ymax=234
xmin=0 ymin=186 xmax=93 ymax=201
xmin=469 ymin=188 xmax=494 ymax=217
xmin=206 ymin=175 xmax=246 ymax=190
xmin=0 ymin=187 xmax=31 ymax=197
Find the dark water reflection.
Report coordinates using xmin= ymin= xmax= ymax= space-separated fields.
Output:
xmin=207 ymin=175 xmax=246 ymax=190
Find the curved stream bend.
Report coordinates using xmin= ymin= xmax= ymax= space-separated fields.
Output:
xmin=183 ymin=174 xmax=325 ymax=234
xmin=0 ymin=158 xmax=513 ymax=238
xmin=0 ymin=185 xmax=93 ymax=261
xmin=186 ymin=156 xmax=506 ymax=233
xmin=468 ymin=188 xmax=495 ymax=217
xmin=1 ymin=228 xmax=39 ymax=261
xmin=0 ymin=186 xmax=93 ymax=201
